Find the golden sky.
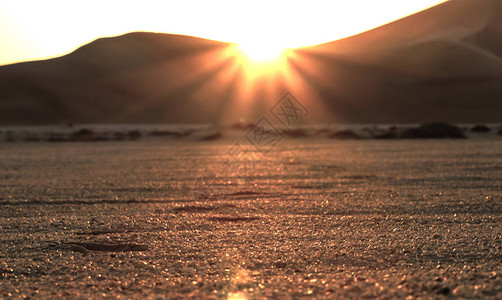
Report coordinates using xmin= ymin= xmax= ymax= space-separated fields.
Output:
xmin=0 ymin=0 xmax=447 ymax=66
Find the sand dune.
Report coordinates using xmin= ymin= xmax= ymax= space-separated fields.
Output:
xmin=1 ymin=0 xmax=502 ymax=124
xmin=307 ymin=0 xmax=501 ymax=54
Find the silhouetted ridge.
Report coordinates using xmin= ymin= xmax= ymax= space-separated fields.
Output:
xmin=66 ymin=32 xmax=229 ymax=76
xmin=1 ymin=1 xmax=502 ymax=124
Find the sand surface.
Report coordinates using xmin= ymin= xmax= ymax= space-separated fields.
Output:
xmin=0 ymin=138 xmax=501 ymax=299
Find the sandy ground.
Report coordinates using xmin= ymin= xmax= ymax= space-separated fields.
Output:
xmin=0 ymin=138 xmax=501 ymax=299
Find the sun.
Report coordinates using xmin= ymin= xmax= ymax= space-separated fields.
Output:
xmin=227 ymin=41 xmax=292 ymax=80
xmin=238 ymin=42 xmax=285 ymax=62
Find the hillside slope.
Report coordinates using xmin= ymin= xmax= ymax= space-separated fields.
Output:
xmin=1 ymin=0 xmax=502 ymax=124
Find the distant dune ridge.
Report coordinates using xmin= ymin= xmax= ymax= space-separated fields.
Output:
xmin=1 ymin=0 xmax=502 ymax=124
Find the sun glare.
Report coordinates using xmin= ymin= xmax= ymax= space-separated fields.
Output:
xmin=238 ymin=42 xmax=285 ymax=62
xmin=228 ymin=43 xmax=291 ymax=81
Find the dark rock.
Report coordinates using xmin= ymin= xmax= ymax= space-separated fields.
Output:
xmin=436 ymin=286 xmax=451 ymax=295
xmin=329 ymin=130 xmax=361 ymax=139
xmin=150 ymin=129 xmax=193 ymax=138
xmin=24 ymin=134 xmax=41 ymax=142
xmin=70 ymin=128 xmax=110 ymax=142
xmin=373 ymin=127 xmax=399 ymax=139
xmin=402 ymin=123 xmax=466 ymax=139
xmin=75 ymin=128 xmax=94 ymax=136
xmin=498 ymin=128 xmax=502 ymax=135
xmin=200 ymin=132 xmax=222 ymax=141
xmin=471 ymin=124 xmax=491 ymax=132
xmin=175 ymin=130 xmax=194 ymax=137
xmin=71 ymin=128 xmax=94 ymax=141
xmin=283 ymin=128 xmax=308 ymax=138
xmin=73 ymin=242 xmax=148 ymax=252
xmin=47 ymin=133 xmax=67 ymax=142
xmin=173 ymin=206 xmax=216 ymax=213
xmin=127 ymin=130 xmax=142 ymax=140
xmin=150 ymin=130 xmax=177 ymax=137
xmin=113 ymin=132 xmax=126 ymax=141
xmin=315 ymin=128 xmax=331 ymax=136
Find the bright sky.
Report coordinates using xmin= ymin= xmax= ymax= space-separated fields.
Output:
xmin=0 ymin=0 xmax=447 ymax=66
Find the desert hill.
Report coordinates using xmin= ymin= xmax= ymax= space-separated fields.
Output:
xmin=1 ymin=0 xmax=501 ymax=124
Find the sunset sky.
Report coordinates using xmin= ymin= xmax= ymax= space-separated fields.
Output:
xmin=0 ymin=0 xmax=447 ymax=66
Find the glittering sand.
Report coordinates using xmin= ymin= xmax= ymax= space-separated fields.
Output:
xmin=0 ymin=139 xmax=501 ymax=298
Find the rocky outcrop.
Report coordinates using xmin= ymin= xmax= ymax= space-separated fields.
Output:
xmin=402 ymin=123 xmax=466 ymax=139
